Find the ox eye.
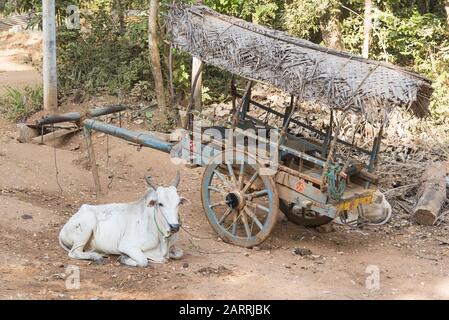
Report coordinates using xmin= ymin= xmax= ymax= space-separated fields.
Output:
xmin=159 ymin=203 xmax=164 ymax=207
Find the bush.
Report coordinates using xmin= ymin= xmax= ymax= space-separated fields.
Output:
xmin=341 ymin=8 xmax=449 ymax=118
xmin=0 ymin=86 xmax=43 ymax=122
xmin=57 ymin=8 xmax=152 ymax=99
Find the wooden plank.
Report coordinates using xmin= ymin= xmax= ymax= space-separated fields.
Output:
xmin=275 ymin=170 xmax=327 ymax=204
xmin=278 ymin=165 xmax=322 ymax=187
xmin=237 ymin=94 xmax=372 ymax=155
xmin=31 ymin=128 xmax=80 ymax=145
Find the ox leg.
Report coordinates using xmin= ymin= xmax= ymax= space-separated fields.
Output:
xmin=62 ymin=213 xmax=104 ymax=264
xmin=118 ymin=255 xmax=138 ymax=267
xmin=144 ymin=240 xmax=169 ymax=264
xmin=169 ymin=246 xmax=184 ymax=260
xmin=168 ymin=234 xmax=184 ymax=260
xmin=68 ymin=236 xmax=105 ymax=264
xmin=118 ymin=246 xmax=148 ymax=267
xmin=69 ymin=245 xmax=104 ymax=264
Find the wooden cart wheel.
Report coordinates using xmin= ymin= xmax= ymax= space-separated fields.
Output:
xmin=279 ymin=199 xmax=333 ymax=227
xmin=201 ymin=150 xmax=279 ymax=248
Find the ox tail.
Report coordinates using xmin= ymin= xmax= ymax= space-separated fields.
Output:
xmin=58 ymin=231 xmax=72 ymax=252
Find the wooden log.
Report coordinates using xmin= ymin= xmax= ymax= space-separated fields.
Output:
xmin=413 ymin=163 xmax=448 ymax=225
xmin=83 ymin=128 xmax=102 ymax=195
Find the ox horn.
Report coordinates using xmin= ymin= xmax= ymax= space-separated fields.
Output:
xmin=172 ymin=171 xmax=181 ymax=188
xmin=145 ymin=176 xmax=158 ymax=190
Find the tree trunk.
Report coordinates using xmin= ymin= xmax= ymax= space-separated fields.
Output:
xmin=113 ymin=0 xmax=126 ymax=35
xmin=319 ymin=5 xmax=345 ymax=50
xmin=445 ymin=1 xmax=449 ymax=31
xmin=362 ymin=0 xmax=373 ymax=58
xmin=149 ymin=0 xmax=167 ymax=114
xmin=413 ymin=163 xmax=448 ymax=225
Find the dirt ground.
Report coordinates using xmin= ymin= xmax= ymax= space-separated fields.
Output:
xmin=0 ymin=32 xmax=42 ymax=95
xmin=1 ymin=31 xmax=449 ymax=300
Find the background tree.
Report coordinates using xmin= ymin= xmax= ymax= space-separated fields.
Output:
xmin=149 ymin=0 xmax=167 ymax=117
xmin=362 ymin=0 xmax=372 ymax=58
xmin=1 ymin=0 xmax=447 ymax=122
xmin=320 ymin=1 xmax=345 ymax=50
xmin=445 ymin=0 xmax=449 ymax=29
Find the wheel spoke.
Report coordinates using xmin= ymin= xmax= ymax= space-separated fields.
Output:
xmin=218 ymin=208 xmax=233 ymax=225
xmin=226 ymin=163 xmax=237 ymax=185
xmin=241 ymin=212 xmax=252 ymax=238
xmin=238 ymin=162 xmax=245 ymax=188
xmin=213 ymin=169 xmax=233 ymax=190
xmin=244 ymin=207 xmax=264 ymax=230
xmin=247 ymin=201 xmax=270 ymax=214
xmin=245 ymin=189 xmax=269 ymax=199
xmin=209 ymin=201 xmax=227 ymax=209
xmin=208 ymin=186 xmax=226 ymax=195
xmin=242 ymin=171 xmax=259 ymax=194
xmin=230 ymin=210 xmax=240 ymax=236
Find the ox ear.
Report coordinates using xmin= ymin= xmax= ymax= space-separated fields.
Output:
xmin=147 ymin=191 xmax=158 ymax=207
xmin=179 ymin=197 xmax=190 ymax=206
xmin=148 ymin=200 xmax=157 ymax=207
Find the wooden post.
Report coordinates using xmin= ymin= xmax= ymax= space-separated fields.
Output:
xmin=191 ymin=57 xmax=204 ymax=111
xmin=230 ymin=77 xmax=237 ymax=115
xmin=149 ymin=0 xmax=167 ymax=113
xmin=191 ymin=0 xmax=204 ymax=112
xmin=42 ymin=0 xmax=58 ymax=112
xmin=231 ymin=81 xmax=252 ymax=127
xmin=413 ymin=163 xmax=448 ymax=225
xmin=83 ymin=127 xmax=102 ymax=195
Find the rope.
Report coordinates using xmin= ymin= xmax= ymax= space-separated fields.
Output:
xmin=179 ymin=212 xmax=215 ymax=239
xmin=324 ymin=163 xmax=346 ymax=201
xmin=153 ymin=205 xmax=171 ymax=239
xmin=181 ymin=225 xmax=215 ymax=240
xmin=52 ymin=124 xmax=63 ymax=194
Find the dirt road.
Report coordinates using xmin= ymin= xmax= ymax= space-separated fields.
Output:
xmin=0 ymin=32 xmax=42 ymax=95
xmin=1 ymin=125 xmax=449 ymax=300
xmin=1 ymin=31 xmax=449 ymax=300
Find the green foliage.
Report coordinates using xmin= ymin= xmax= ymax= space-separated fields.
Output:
xmin=284 ymin=0 xmax=330 ymax=39
xmin=341 ymin=6 xmax=449 ymax=116
xmin=241 ymin=0 xmax=284 ymax=27
xmin=0 ymin=0 xmax=43 ymax=15
xmin=57 ymin=7 xmax=152 ymax=98
xmin=204 ymin=0 xmax=245 ymax=18
xmin=205 ymin=0 xmax=284 ymax=27
xmin=4 ymin=0 xmax=447 ymax=119
xmin=202 ymin=66 xmax=235 ymax=103
xmin=430 ymin=66 xmax=449 ymax=116
xmin=0 ymin=86 xmax=43 ymax=121
xmin=171 ymin=49 xmax=192 ymax=98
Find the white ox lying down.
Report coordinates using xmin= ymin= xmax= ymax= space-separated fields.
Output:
xmin=59 ymin=172 xmax=188 ymax=267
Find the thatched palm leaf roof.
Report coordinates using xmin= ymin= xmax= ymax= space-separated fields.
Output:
xmin=166 ymin=5 xmax=433 ymax=123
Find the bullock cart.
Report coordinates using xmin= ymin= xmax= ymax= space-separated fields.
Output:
xmin=39 ymin=5 xmax=433 ymax=248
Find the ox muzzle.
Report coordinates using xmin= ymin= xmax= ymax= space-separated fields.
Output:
xmin=169 ymin=224 xmax=181 ymax=233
